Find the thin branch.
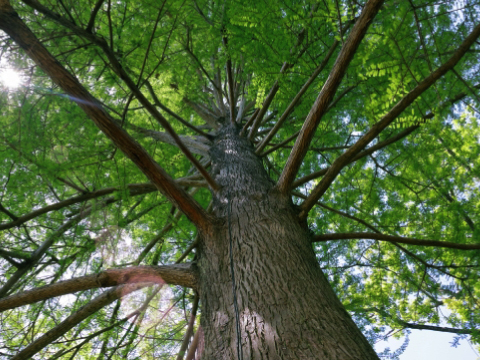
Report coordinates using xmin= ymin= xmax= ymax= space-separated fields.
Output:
xmin=175 ymin=236 xmax=199 ymax=264
xmin=20 ymin=0 xmax=219 ymax=192
xmin=47 ymin=312 xmax=136 ymax=360
xmin=452 ymin=69 xmax=480 ymax=103
xmin=292 ymin=125 xmax=419 ymax=188
xmin=135 ymin=204 xmax=185 ymax=265
xmin=86 ymin=0 xmax=105 ymax=32
xmin=255 ymin=28 xmax=347 ymax=153
xmin=184 ymin=46 xmax=222 ymax=95
xmin=0 ymin=202 xmax=17 ymax=221
xmin=176 ymin=293 xmax=199 ymax=360
xmin=184 ymin=97 xmax=219 ymax=129
xmin=192 ymin=0 xmax=213 ymax=26
xmin=9 ymin=283 xmax=149 ymax=360
xmin=240 ymin=108 xmax=259 ymax=135
xmin=0 ymin=202 xmax=106 ymax=298
xmin=0 ymin=183 xmax=152 ymax=231
xmin=401 ymin=323 xmax=477 ymax=335
xmin=358 ymin=307 xmax=477 ymax=335
xmin=313 ymin=232 xmax=480 ymax=250
xmin=0 ymin=263 xmax=197 ymax=312
xmin=316 ymin=201 xmax=381 ymax=233
xmin=299 ymin=22 xmax=480 ymax=218
xmin=222 ymin=35 xmax=235 ymax=124
xmin=259 ymin=83 xmax=356 ymax=156
xmin=126 ymin=121 xmax=211 ymax=156
xmin=276 ymin=0 xmax=384 ymax=193
xmin=261 ymin=130 xmax=300 ymax=156
xmin=248 ymin=62 xmax=290 ymax=141
xmin=0 ymin=1 xmax=213 ymax=231
xmin=185 ymin=326 xmax=201 ymax=360
xmin=144 ymin=82 xmax=213 ymax=139
xmin=0 ymin=176 xmax=204 ymax=231
xmin=137 ymin=1 xmax=166 ymax=85
xmin=56 ymin=176 xmax=87 ymax=193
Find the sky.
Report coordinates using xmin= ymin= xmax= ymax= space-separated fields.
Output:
xmin=376 ymin=330 xmax=479 ymax=360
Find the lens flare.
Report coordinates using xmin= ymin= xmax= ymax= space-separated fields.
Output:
xmin=0 ymin=68 xmax=22 ymax=89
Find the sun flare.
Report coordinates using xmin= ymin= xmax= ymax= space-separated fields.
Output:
xmin=0 ymin=68 xmax=22 ymax=89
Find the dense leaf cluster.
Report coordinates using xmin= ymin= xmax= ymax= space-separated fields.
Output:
xmin=0 ymin=0 xmax=479 ymax=358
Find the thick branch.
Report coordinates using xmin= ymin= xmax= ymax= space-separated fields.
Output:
xmin=0 ymin=263 xmax=197 ymax=312
xmin=185 ymin=328 xmax=201 ymax=360
xmin=9 ymin=283 xmax=148 ymax=360
xmin=0 ymin=248 xmax=31 ymax=260
xmin=0 ymin=1 xmax=213 ymax=231
xmin=276 ymin=0 xmax=384 ymax=193
xmin=313 ymin=232 xmax=480 ymax=250
xmin=299 ymin=22 xmax=480 ymax=218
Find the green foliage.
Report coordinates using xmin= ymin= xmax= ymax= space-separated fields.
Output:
xmin=0 ymin=0 xmax=479 ymax=358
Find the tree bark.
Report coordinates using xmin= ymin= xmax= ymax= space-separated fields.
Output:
xmin=197 ymin=124 xmax=379 ymax=359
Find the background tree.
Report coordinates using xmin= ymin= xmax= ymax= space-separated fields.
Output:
xmin=0 ymin=0 xmax=479 ymax=359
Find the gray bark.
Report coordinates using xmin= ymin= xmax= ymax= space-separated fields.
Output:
xmin=197 ymin=124 xmax=379 ymax=359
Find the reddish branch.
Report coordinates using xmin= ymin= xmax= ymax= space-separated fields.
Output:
xmin=276 ymin=0 xmax=384 ymax=193
xmin=313 ymin=232 xmax=480 ymax=251
xmin=0 ymin=1 xmax=213 ymax=231
xmin=0 ymin=263 xmax=197 ymax=312
xmin=299 ymin=22 xmax=480 ymax=219
xmin=185 ymin=328 xmax=202 ymax=360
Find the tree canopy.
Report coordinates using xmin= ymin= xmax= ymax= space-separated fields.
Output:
xmin=0 ymin=0 xmax=479 ymax=358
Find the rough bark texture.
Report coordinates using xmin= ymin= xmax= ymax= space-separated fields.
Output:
xmin=197 ymin=124 xmax=379 ymax=359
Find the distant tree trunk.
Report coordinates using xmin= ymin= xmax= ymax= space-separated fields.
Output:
xmin=197 ymin=124 xmax=379 ymax=359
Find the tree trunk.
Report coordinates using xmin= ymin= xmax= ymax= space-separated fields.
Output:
xmin=197 ymin=124 xmax=379 ymax=359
